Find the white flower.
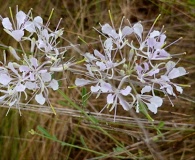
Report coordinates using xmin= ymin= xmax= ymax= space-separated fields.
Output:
xmin=101 ymin=23 xmax=133 ymax=49
xmin=24 ymin=16 xmax=43 ymax=33
xmin=2 ymin=10 xmax=30 ymax=41
xmin=136 ymin=86 xmax=163 ymax=114
xmin=107 ymin=86 xmax=133 ymax=111
xmin=165 ymin=61 xmax=187 ymax=79
xmin=152 ymin=61 xmax=187 ymax=97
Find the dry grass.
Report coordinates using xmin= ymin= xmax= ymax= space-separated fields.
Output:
xmin=0 ymin=0 xmax=194 ymax=160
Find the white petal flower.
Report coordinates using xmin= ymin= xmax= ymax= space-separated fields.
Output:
xmin=25 ymin=16 xmax=43 ymax=32
xmin=1 ymin=10 xmax=29 ymax=41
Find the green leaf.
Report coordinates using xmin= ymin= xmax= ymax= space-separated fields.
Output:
xmin=157 ymin=121 xmax=164 ymax=129
xmin=37 ymin=125 xmax=52 ymax=138
xmin=138 ymin=101 xmax=154 ymax=121
xmin=88 ymin=115 xmax=99 ymax=124
xmin=188 ymin=0 xmax=195 ymax=6
xmin=58 ymin=100 xmax=69 ymax=106
xmin=82 ymin=87 xmax=87 ymax=107
xmin=113 ymin=146 xmax=124 ymax=152
xmin=156 ymin=128 xmax=162 ymax=135
xmin=80 ymin=135 xmax=88 ymax=148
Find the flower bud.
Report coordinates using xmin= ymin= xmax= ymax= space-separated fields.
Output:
xmin=9 ymin=46 xmax=21 ymax=61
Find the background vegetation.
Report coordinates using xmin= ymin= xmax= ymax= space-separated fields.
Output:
xmin=0 ymin=0 xmax=194 ymax=160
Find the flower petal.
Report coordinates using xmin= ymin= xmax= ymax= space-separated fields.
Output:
xmin=119 ymin=97 xmax=131 ymax=110
xmin=141 ymin=85 xmax=151 ymax=94
xmin=104 ymin=38 xmax=113 ymax=51
xmin=168 ymin=67 xmax=186 ymax=79
xmin=0 ymin=73 xmax=12 ymax=85
xmin=100 ymin=82 xmax=112 ymax=92
xmin=150 ymin=96 xmax=163 ymax=107
xmin=96 ymin=61 xmax=106 ymax=71
xmin=94 ymin=50 xmax=105 ymax=60
xmin=175 ymin=85 xmax=183 ymax=94
xmin=75 ymin=78 xmax=91 ymax=86
xmin=30 ymin=57 xmax=39 ymax=68
xmin=120 ymin=86 xmax=131 ymax=96
xmin=15 ymin=84 xmax=26 ymax=92
xmin=41 ymin=73 xmax=51 ymax=82
xmin=84 ymin=52 xmax=96 ymax=62
xmin=107 ymin=94 xmax=114 ymax=104
xmin=165 ymin=61 xmax=176 ymax=72
xmin=25 ymin=81 xmax=37 ymax=90
xmin=9 ymin=46 xmax=21 ymax=60
xmin=2 ymin=18 xmax=13 ymax=30
xmin=16 ymin=11 xmax=26 ymax=28
xmin=149 ymin=30 xmax=160 ymax=38
xmin=48 ymin=79 xmax=59 ymax=90
xmin=102 ymin=23 xmax=113 ymax=35
xmin=146 ymin=103 xmax=157 ymax=114
xmin=122 ymin=26 xmax=133 ymax=37
xmin=35 ymin=92 xmax=45 ymax=105
xmin=133 ymin=22 xmax=143 ymax=39
xmin=11 ymin=30 xmax=24 ymax=41
xmin=91 ymin=85 xmax=100 ymax=92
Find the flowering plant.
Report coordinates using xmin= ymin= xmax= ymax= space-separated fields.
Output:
xmin=0 ymin=7 xmax=189 ymax=120
xmin=0 ymin=7 xmax=67 ymax=115
xmin=74 ymin=13 xmax=188 ymax=120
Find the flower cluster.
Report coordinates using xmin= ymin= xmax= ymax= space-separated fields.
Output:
xmin=0 ymin=7 xmax=188 ymax=119
xmin=0 ymin=7 xmax=71 ymax=114
xmin=75 ymin=17 xmax=188 ymax=120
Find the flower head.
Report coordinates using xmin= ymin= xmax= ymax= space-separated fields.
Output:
xmin=1 ymin=10 xmax=31 ymax=41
